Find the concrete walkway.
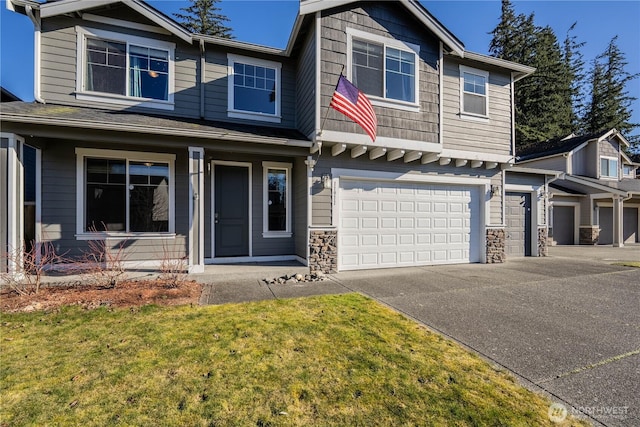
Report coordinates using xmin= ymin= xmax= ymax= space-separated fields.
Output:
xmin=197 ymin=246 xmax=639 ymax=426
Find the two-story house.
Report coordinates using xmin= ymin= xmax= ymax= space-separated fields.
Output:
xmin=517 ymin=129 xmax=640 ymax=246
xmin=2 ymin=0 xmax=540 ymax=276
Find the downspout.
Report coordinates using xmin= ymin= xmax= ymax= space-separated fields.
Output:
xmin=25 ymin=5 xmax=45 ymax=104
xmin=199 ymin=39 xmax=205 ymax=119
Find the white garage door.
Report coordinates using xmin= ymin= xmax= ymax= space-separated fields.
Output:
xmin=339 ymin=179 xmax=482 ymax=271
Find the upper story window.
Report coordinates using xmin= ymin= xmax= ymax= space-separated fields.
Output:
xmin=228 ymin=54 xmax=281 ymax=123
xmin=623 ymin=165 xmax=635 ymax=178
xmin=347 ymin=28 xmax=420 ymax=112
xmin=460 ymin=65 xmax=489 ymax=119
xmin=76 ymin=27 xmax=175 ymax=110
xmin=76 ymin=148 xmax=175 ymax=237
xmin=600 ymin=156 xmax=619 ymax=179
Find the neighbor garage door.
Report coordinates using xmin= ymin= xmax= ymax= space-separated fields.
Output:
xmin=338 ymin=179 xmax=482 ymax=271
xmin=552 ymin=205 xmax=576 ymax=245
xmin=600 ymin=207 xmax=639 ymax=244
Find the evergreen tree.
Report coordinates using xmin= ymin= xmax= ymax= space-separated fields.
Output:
xmin=516 ymin=26 xmax=573 ymax=146
xmin=490 ymin=1 xmax=590 ymax=149
xmin=583 ymin=36 xmax=639 ymax=148
xmin=489 ymin=0 xmax=536 ymax=64
xmin=562 ymin=22 xmax=586 ymax=133
xmin=174 ymin=0 xmax=233 ymax=38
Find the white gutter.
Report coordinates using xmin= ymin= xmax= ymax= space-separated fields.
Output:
xmin=25 ymin=5 xmax=45 ymax=104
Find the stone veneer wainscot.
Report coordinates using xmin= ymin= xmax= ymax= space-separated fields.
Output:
xmin=486 ymin=228 xmax=506 ymax=263
xmin=309 ymin=229 xmax=337 ymax=274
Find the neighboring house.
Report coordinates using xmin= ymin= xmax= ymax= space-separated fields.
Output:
xmin=2 ymin=0 xmax=540 ymax=276
xmin=517 ymin=129 xmax=640 ymax=246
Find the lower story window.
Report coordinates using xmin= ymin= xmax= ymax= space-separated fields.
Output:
xmin=262 ymin=162 xmax=291 ymax=237
xmin=78 ymin=149 xmax=175 ymax=234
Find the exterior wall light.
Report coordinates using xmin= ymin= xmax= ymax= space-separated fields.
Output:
xmin=322 ymin=174 xmax=332 ymax=189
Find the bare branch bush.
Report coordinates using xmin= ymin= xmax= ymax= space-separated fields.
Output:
xmin=0 ymin=241 xmax=66 ymax=295
xmin=77 ymin=231 xmax=129 ymax=288
xmin=158 ymin=241 xmax=189 ymax=288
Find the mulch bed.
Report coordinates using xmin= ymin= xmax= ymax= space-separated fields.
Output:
xmin=0 ymin=279 xmax=203 ymax=313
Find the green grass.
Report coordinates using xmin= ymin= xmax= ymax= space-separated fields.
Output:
xmin=613 ymin=261 xmax=640 ymax=268
xmin=1 ymin=294 xmax=588 ymax=426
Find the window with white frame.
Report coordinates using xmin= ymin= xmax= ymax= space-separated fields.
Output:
xmin=76 ymin=27 xmax=175 ymax=110
xmin=600 ymin=156 xmax=619 ymax=179
xmin=347 ymin=28 xmax=420 ymax=109
xmin=622 ymin=164 xmax=634 ymax=177
xmin=228 ymin=54 xmax=281 ymax=123
xmin=76 ymin=149 xmax=175 ymax=235
xmin=262 ymin=162 xmax=291 ymax=237
xmin=460 ymin=65 xmax=489 ymax=118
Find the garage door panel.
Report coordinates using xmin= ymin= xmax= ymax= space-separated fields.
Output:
xmin=380 ymin=218 xmax=396 ymax=229
xmin=339 ymin=179 xmax=482 ymax=270
xmin=381 ymin=201 xmax=396 ymax=212
xmin=341 ymin=217 xmax=358 ymax=229
xmin=417 ymin=218 xmax=431 ymax=228
xmin=380 ymin=234 xmax=397 ymax=245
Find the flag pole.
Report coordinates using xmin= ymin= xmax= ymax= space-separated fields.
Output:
xmin=318 ymin=65 xmax=345 ymax=137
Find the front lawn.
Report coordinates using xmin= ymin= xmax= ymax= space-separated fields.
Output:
xmin=1 ymin=294 xmax=587 ymax=426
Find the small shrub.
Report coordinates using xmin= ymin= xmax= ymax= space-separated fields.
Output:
xmin=78 ymin=234 xmax=128 ymax=288
xmin=1 ymin=240 xmax=66 ymax=295
xmin=158 ymin=242 xmax=188 ymax=288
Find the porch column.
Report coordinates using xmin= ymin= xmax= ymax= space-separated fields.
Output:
xmin=1 ymin=134 xmax=24 ymax=274
xmin=188 ymin=147 xmax=205 ymax=273
xmin=612 ymin=195 xmax=624 ymax=247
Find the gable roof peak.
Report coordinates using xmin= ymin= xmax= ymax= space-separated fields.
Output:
xmin=300 ymin=0 xmax=465 ymax=57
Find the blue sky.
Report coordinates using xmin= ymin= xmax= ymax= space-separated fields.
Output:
xmin=1 ymin=0 xmax=639 ymax=134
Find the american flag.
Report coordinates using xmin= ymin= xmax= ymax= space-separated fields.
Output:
xmin=330 ymin=75 xmax=377 ymax=142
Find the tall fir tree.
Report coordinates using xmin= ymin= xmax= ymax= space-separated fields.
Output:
xmin=583 ymin=36 xmax=639 ymax=150
xmin=516 ymin=26 xmax=573 ymax=146
xmin=562 ymin=22 xmax=586 ymax=133
xmin=490 ymin=0 xmax=585 ymax=149
xmin=174 ymin=0 xmax=233 ymax=38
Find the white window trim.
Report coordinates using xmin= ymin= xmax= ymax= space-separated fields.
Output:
xmin=75 ymin=26 xmax=176 ymax=111
xmin=622 ymin=164 xmax=635 ymax=178
xmin=599 ymin=155 xmax=619 ymax=180
xmin=75 ymin=148 xmax=176 ymax=238
xmin=459 ymin=65 xmax=490 ymax=121
xmin=346 ymin=27 xmax=421 ymax=112
xmin=227 ymin=54 xmax=282 ymax=123
xmin=262 ymin=161 xmax=292 ymax=238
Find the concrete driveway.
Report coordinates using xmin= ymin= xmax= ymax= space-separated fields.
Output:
xmin=329 ymin=247 xmax=639 ymax=427
xmin=199 ymin=245 xmax=639 ymax=426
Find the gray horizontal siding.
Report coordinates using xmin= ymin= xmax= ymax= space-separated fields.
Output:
xmin=490 ymin=172 xmax=503 ymax=226
xmin=442 ymin=57 xmax=513 ymax=155
xmin=520 ymin=156 xmax=567 ymax=173
xmin=296 ymin=19 xmax=317 ymax=138
xmin=505 ymin=173 xmax=544 ymax=187
xmin=320 ymin=2 xmax=440 ymax=143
